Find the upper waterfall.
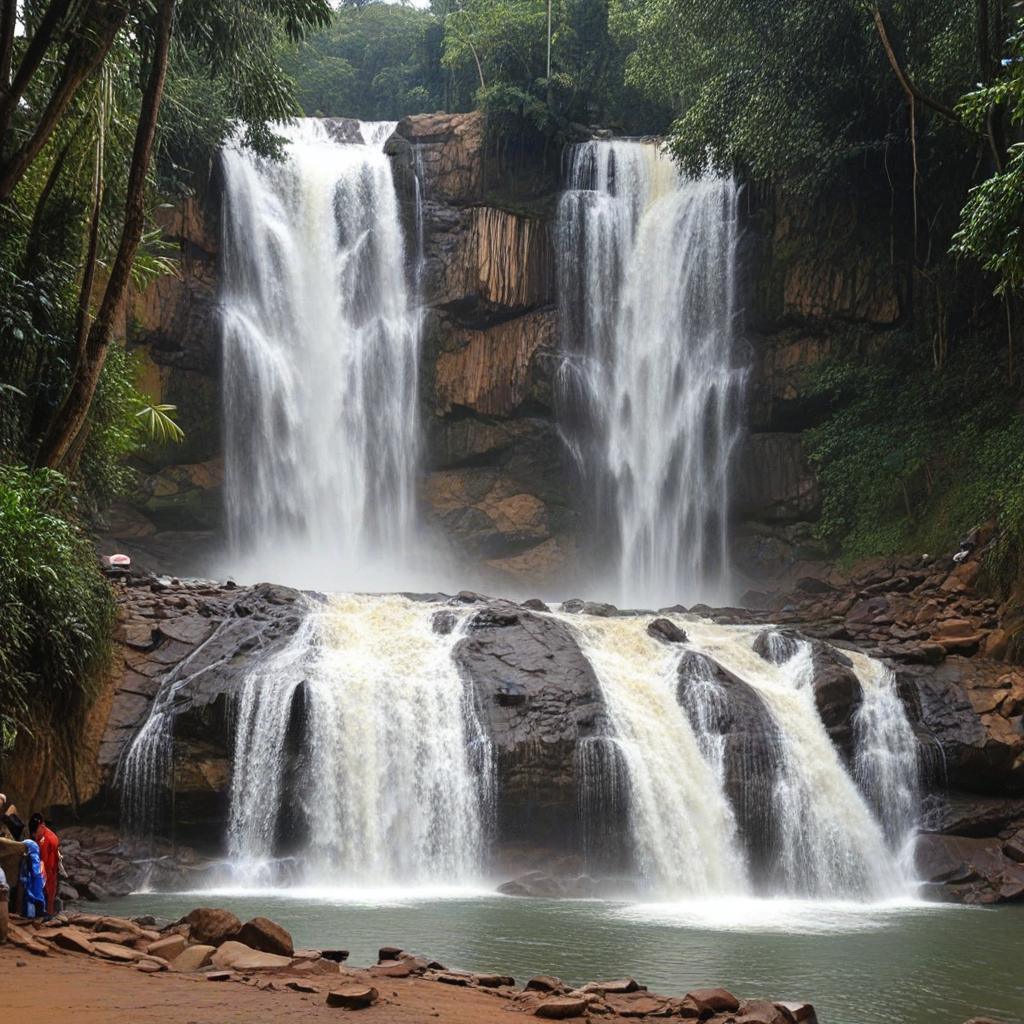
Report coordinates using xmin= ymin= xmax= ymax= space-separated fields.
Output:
xmin=219 ymin=119 xmax=421 ymax=591
xmin=557 ymin=140 xmax=746 ymax=608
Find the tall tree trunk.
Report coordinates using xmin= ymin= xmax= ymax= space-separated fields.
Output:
xmin=0 ymin=0 xmax=72 ymax=139
xmin=37 ymin=0 xmax=175 ymax=470
xmin=0 ymin=0 xmax=16 ymax=101
xmin=0 ymin=1 xmax=125 ymax=201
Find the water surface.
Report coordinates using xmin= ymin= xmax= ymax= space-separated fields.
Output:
xmin=93 ymin=891 xmax=1024 ymax=1024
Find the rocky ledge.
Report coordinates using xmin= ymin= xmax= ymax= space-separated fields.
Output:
xmin=3 ymin=906 xmax=818 ymax=1023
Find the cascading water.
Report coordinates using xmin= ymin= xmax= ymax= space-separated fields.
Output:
xmin=557 ymin=141 xmax=746 ymax=607
xmin=228 ymin=594 xmax=491 ymax=885
xmin=560 ymin=612 xmax=921 ymax=900
xmin=219 ymin=119 xmax=421 ymax=590
xmin=558 ymin=613 xmax=750 ymax=895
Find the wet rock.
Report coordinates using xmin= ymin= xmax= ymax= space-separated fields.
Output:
xmin=535 ymin=997 xmax=589 ymax=1019
xmin=752 ymin=629 xmax=800 ymax=664
xmin=432 ymin=610 xmax=457 ymax=635
xmin=435 ymin=972 xmax=472 ymax=986
xmin=320 ymin=949 xmax=350 ymax=963
xmin=236 ymin=916 xmax=294 ymax=957
xmin=647 ymin=618 xmax=688 ymax=644
xmin=456 ymin=603 xmax=611 ymax=853
xmin=806 ymin=642 xmax=861 ymax=756
xmin=184 ymin=907 xmax=242 ymax=946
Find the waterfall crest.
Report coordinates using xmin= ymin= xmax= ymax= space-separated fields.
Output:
xmin=220 ymin=119 xmax=421 ymax=590
xmin=228 ymin=594 xmax=491 ymax=885
xmin=557 ymin=140 xmax=746 ymax=607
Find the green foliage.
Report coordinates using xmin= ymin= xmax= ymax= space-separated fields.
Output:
xmin=613 ymin=0 xmax=977 ymax=196
xmin=282 ymin=3 xmax=446 ymax=119
xmin=804 ymin=343 xmax=1024 ymax=586
xmin=0 ymin=465 xmax=116 ymax=750
xmin=953 ymin=30 xmax=1024 ymax=298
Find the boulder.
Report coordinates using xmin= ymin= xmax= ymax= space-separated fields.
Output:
xmin=455 ymin=603 xmax=613 ymax=853
xmin=146 ymin=934 xmax=187 ymax=961
xmin=647 ymin=618 xmax=688 ymax=644
xmin=686 ymin=987 xmax=741 ymax=1014
xmin=236 ymin=916 xmax=294 ymax=957
xmin=326 ymin=984 xmax=379 ymax=1009
xmin=184 ymin=907 xmax=242 ymax=946
xmin=806 ymin=642 xmax=861 ymax=755
xmin=535 ymin=997 xmax=589 ymax=1019
xmin=170 ymin=944 xmax=216 ymax=972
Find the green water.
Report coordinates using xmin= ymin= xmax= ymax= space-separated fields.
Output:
xmin=90 ymin=889 xmax=1024 ymax=1024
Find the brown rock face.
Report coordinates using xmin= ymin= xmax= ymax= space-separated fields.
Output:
xmin=434 ymin=311 xmax=557 ymax=418
xmin=392 ymin=111 xmax=485 ymax=202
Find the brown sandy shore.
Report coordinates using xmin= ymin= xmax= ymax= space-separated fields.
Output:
xmin=0 ymin=908 xmax=820 ymax=1024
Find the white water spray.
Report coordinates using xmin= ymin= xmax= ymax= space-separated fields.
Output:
xmin=557 ymin=141 xmax=746 ymax=607
xmin=220 ymin=119 xmax=421 ymax=590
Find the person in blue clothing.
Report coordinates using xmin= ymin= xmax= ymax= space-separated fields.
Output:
xmin=19 ymin=838 xmax=46 ymax=919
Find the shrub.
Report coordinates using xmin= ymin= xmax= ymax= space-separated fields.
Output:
xmin=0 ymin=465 xmax=115 ymax=753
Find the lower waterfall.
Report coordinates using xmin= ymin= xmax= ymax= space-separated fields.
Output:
xmin=560 ymin=613 xmax=920 ymax=900
xmin=227 ymin=595 xmax=491 ymax=885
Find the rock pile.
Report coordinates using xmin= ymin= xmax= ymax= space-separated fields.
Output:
xmin=2 ymin=909 xmax=819 ymax=1021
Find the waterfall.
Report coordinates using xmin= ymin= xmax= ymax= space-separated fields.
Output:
xmin=560 ymin=612 xmax=920 ymax=900
xmin=219 ymin=119 xmax=421 ymax=590
xmin=557 ymin=140 xmax=746 ymax=608
xmin=228 ymin=594 xmax=491 ymax=885
xmin=558 ymin=613 xmax=750 ymax=895
xmin=850 ymin=652 xmax=921 ymax=871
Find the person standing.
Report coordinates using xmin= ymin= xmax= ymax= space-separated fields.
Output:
xmin=19 ymin=839 xmax=45 ymax=919
xmin=29 ymin=814 xmax=60 ymax=915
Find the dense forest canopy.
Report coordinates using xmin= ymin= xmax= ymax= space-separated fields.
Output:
xmin=1 ymin=0 xmax=1023 ymax=749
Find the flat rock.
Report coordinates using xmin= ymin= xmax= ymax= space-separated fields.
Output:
xmin=590 ymin=979 xmax=642 ymax=994
xmin=170 ymin=944 xmax=216 ymax=972
xmin=286 ymin=981 xmax=321 ymax=994
xmin=92 ymin=941 xmax=143 ymax=962
xmin=206 ymin=971 xmax=234 ymax=982
xmin=535 ymin=997 xmax=589 ymax=1019
xmin=50 ymin=928 xmax=96 ymax=955
xmin=211 ymin=939 xmax=292 ymax=971
xmin=326 ymin=984 xmax=378 ymax=1009
xmin=475 ymin=974 xmax=515 ymax=987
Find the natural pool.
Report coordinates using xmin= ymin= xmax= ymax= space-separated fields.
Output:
xmin=93 ymin=889 xmax=1024 ymax=1024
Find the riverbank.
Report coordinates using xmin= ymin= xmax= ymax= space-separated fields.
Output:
xmin=2 ymin=907 xmax=816 ymax=1023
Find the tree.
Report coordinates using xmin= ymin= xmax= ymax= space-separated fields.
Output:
xmin=7 ymin=0 xmax=332 ymax=469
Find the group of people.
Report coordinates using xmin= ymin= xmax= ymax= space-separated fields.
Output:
xmin=0 ymin=793 xmax=61 ymax=922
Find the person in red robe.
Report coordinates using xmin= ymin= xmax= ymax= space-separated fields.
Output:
xmin=28 ymin=813 xmax=59 ymax=915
